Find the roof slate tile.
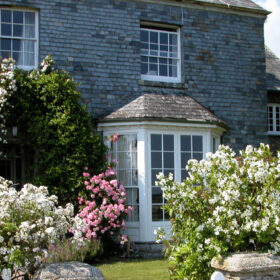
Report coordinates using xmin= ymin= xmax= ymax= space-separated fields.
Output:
xmin=102 ymin=94 xmax=227 ymax=127
xmin=266 ymin=47 xmax=280 ymax=91
xmin=196 ymin=0 xmax=266 ymax=11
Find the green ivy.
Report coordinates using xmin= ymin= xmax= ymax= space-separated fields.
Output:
xmin=3 ymin=57 xmax=107 ymax=207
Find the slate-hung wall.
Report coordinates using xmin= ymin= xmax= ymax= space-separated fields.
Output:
xmin=0 ymin=0 xmax=268 ymax=151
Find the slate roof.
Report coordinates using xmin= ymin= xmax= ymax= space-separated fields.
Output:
xmin=191 ymin=0 xmax=267 ymax=13
xmin=102 ymin=94 xmax=228 ymax=128
xmin=266 ymin=47 xmax=280 ymax=91
xmin=169 ymin=0 xmax=269 ymax=14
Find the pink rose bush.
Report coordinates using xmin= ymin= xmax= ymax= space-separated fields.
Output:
xmin=109 ymin=133 xmax=119 ymax=144
xmin=78 ymin=166 xmax=132 ymax=244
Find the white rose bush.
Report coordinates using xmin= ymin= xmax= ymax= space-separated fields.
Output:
xmin=157 ymin=144 xmax=280 ymax=279
xmin=0 ymin=58 xmax=17 ymax=143
xmin=0 ymin=177 xmax=86 ymax=280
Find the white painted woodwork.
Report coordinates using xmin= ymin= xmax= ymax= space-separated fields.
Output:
xmin=100 ymin=121 xmax=223 ymax=242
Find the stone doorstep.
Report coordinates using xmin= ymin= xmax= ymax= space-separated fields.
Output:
xmin=135 ymin=242 xmax=164 ymax=258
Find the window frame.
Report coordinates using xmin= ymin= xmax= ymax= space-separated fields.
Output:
xmin=149 ymin=131 xmax=205 ymax=223
xmin=180 ymin=134 xmax=203 ymax=181
xmin=268 ymin=103 xmax=280 ymax=135
xmin=0 ymin=7 xmax=39 ymax=70
xmin=150 ymin=133 xmax=175 ymax=222
xmin=110 ymin=133 xmax=140 ymax=223
xmin=140 ymin=25 xmax=181 ymax=83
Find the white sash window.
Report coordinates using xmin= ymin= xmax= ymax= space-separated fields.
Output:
xmin=0 ymin=8 xmax=38 ymax=69
xmin=140 ymin=25 xmax=181 ymax=83
xmin=268 ymin=104 xmax=280 ymax=134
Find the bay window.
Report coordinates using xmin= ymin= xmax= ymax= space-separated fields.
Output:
xmin=101 ymin=122 xmax=223 ymax=242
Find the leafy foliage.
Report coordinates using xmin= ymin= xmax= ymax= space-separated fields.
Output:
xmin=2 ymin=56 xmax=106 ymax=206
xmin=44 ymin=238 xmax=103 ymax=264
xmin=157 ymin=144 xmax=280 ymax=279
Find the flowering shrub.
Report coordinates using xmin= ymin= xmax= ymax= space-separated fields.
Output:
xmin=0 ymin=58 xmax=17 ymax=143
xmin=0 ymin=177 xmax=85 ymax=280
xmin=109 ymin=133 xmax=119 ymax=144
xmin=0 ymin=56 xmax=106 ymax=206
xmin=157 ymin=144 xmax=280 ymax=279
xmin=78 ymin=166 xmax=132 ymax=245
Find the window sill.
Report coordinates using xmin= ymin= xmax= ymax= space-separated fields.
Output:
xmin=138 ymin=80 xmax=188 ymax=89
xmin=17 ymin=65 xmax=37 ymax=71
xmin=268 ymin=132 xmax=280 ymax=136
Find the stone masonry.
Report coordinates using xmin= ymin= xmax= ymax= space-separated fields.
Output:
xmin=0 ymin=0 xmax=268 ymax=151
xmin=211 ymin=252 xmax=280 ymax=280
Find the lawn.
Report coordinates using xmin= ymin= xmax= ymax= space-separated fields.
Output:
xmin=96 ymin=259 xmax=170 ymax=280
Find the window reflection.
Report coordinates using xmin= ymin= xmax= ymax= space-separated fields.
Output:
xmin=112 ymin=134 xmax=139 ymax=222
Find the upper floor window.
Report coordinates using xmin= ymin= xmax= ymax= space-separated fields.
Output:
xmin=0 ymin=8 xmax=38 ymax=69
xmin=268 ymin=104 xmax=280 ymax=134
xmin=140 ymin=24 xmax=181 ymax=83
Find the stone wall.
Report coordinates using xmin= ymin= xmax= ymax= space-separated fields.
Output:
xmin=211 ymin=252 xmax=280 ymax=280
xmin=224 ymin=271 xmax=280 ymax=280
xmin=0 ymin=0 xmax=268 ymax=151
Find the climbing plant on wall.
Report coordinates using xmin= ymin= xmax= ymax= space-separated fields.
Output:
xmin=0 ymin=56 xmax=107 ymax=207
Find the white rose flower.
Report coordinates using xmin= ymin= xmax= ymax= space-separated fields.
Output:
xmin=1 ymin=268 xmax=11 ymax=280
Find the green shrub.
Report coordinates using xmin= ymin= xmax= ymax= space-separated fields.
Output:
xmin=1 ymin=56 xmax=106 ymax=206
xmin=157 ymin=144 xmax=280 ymax=279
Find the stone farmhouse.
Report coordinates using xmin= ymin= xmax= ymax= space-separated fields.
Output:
xmin=0 ymin=0 xmax=279 ymax=244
